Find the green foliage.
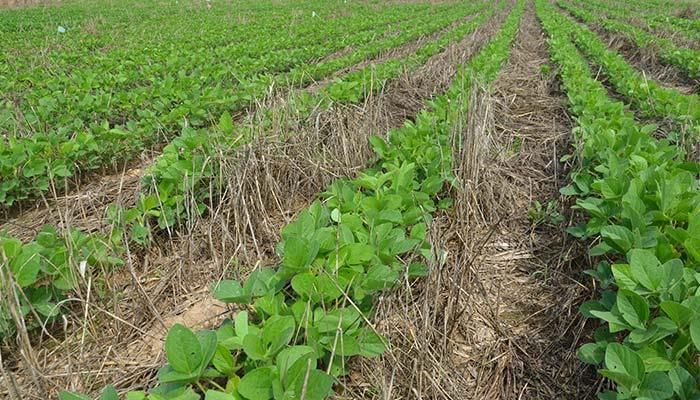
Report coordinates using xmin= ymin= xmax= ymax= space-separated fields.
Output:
xmin=0 ymin=0 xmax=493 ymax=340
xmin=0 ymin=226 xmax=123 ymax=338
xmin=558 ymin=0 xmax=700 ymax=79
xmin=551 ymin=1 xmax=699 ymax=141
xmin=118 ymin=0 xmax=500 ymax=241
xmin=574 ymin=0 xmax=700 ymax=42
xmin=59 ymin=1 xmax=525 ymax=398
xmin=0 ymin=0 xmax=475 ymax=207
xmin=537 ymin=0 xmax=700 ymax=398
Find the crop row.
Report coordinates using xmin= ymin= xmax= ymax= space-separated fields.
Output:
xmin=0 ymin=1 xmax=499 ymax=339
xmin=1 ymin=1 xmax=435 ymax=116
xmin=0 ymin=2 xmax=484 ymax=207
xmin=57 ymin=2 xmax=525 ymax=399
xmin=1 ymin=2 xmax=433 ymax=126
xmin=557 ymin=0 xmax=700 ymax=79
xmin=0 ymin=0 xmax=436 ymax=73
xmin=549 ymin=3 xmax=699 ymax=136
xmin=581 ymin=0 xmax=700 ymax=42
xmin=612 ymin=0 xmax=700 ymax=15
xmin=0 ymin=0 xmax=320 ymax=34
xmin=125 ymin=0 xmax=504 ymax=243
xmin=537 ymin=0 xmax=700 ymax=399
xmin=134 ymin=0 xmax=500 ymax=242
xmin=609 ymin=0 xmax=700 ymax=32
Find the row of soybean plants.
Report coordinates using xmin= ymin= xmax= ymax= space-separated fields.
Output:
xmin=608 ymin=0 xmax=700 ymax=33
xmin=0 ymin=0 xmax=463 ymax=206
xmin=577 ymin=0 xmax=700 ymax=42
xmin=548 ymin=1 xmax=699 ymax=140
xmin=0 ymin=0 xmax=302 ymax=35
xmin=118 ymin=0 xmax=504 ymax=245
xmin=59 ymin=2 xmax=525 ymax=399
xmin=0 ymin=1 xmax=499 ymax=339
xmin=557 ymin=0 xmax=700 ymax=79
xmin=537 ymin=0 xmax=700 ymax=399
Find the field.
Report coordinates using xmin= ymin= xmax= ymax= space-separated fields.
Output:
xmin=0 ymin=0 xmax=699 ymax=398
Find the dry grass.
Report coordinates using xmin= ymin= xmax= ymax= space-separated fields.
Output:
xmin=0 ymin=0 xmax=49 ymax=8
xmin=305 ymin=10 xmax=482 ymax=94
xmin=673 ymin=5 xmax=698 ymax=19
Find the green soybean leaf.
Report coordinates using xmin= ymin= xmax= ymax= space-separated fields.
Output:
xmin=282 ymin=237 xmax=319 ymax=271
xmin=291 ymin=272 xmax=316 ymax=299
xmin=366 ymin=264 xmax=398 ymax=291
xmin=407 ymin=262 xmax=429 ymax=278
xmin=294 ymin=369 xmax=333 ymax=400
xmin=580 ymin=300 xmax=607 ymax=318
xmin=317 ymin=273 xmax=344 ymax=301
xmin=611 ymin=263 xmax=637 ymax=291
xmin=329 ymin=334 xmax=361 ymax=357
xmin=212 ymin=344 xmax=236 ymax=375
xmin=590 ymin=310 xmax=630 ymax=331
xmin=152 ymin=387 xmax=199 ymax=400
xmin=165 ymin=324 xmax=202 ymax=374
xmin=660 ymin=301 xmax=693 ymax=328
xmin=369 ymin=135 xmax=388 ymax=157
xmin=684 ymin=237 xmax=700 ymax=264
xmin=343 ymin=243 xmax=375 ymax=265
xmin=100 ymin=386 xmax=119 ymax=400
xmin=668 ymin=366 xmax=699 ymax=400
xmin=212 ymin=280 xmax=251 ymax=304
xmin=359 ymin=330 xmax=386 ymax=357
xmin=263 ymin=315 xmax=296 ymax=356
xmin=235 ymin=311 xmax=249 ymax=338
xmin=100 ymin=385 xmax=119 ymax=400
xmin=617 ymin=289 xmax=650 ymax=329
xmin=10 ymin=249 xmax=42 ymax=287
xmin=599 ymin=343 xmax=644 ymax=388
xmin=239 ymin=367 xmax=275 ymax=400
xmin=638 ymin=371 xmax=674 ymax=399
xmin=205 ymin=390 xmax=236 ymax=400
xmin=197 ymin=329 xmax=218 ymax=372
xmin=219 ymin=111 xmax=234 ymax=135
xmin=578 ymin=342 xmax=606 ymax=365
xmin=601 ymin=225 xmax=635 ymax=253
xmin=276 ymin=345 xmax=316 ymax=380
xmin=283 ymin=354 xmax=333 ymax=400
xmin=1 ymin=238 xmax=22 ymax=258
xmin=244 ymin=268 xmax=280 ymax=297
xmin=628 ymin=249 xmax=663 ymax=291
xmin=242 ymin=334 xmax=267 ymax=361
xmin=330 ymin=208 xmax=341 ymax=223
xmin=52 ymin=164 xmax=71 ymax=177
xmin=689 ymin=317 xmax=700 ymax=352
xmin=126 ymin=392 xmax=147 ymax=400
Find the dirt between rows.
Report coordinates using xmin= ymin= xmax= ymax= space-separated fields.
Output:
xmin=0 ymin=4 xmax=511 ymax=398
xmin=0 ymin=0 xmax=47 ymax=8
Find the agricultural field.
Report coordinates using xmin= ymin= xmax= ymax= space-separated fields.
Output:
xmin=0 ymin=0 xmax=698 ymax=398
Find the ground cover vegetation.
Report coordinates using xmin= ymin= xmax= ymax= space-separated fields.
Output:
xmin=1 ymin=0 xmax=699 ymax=398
